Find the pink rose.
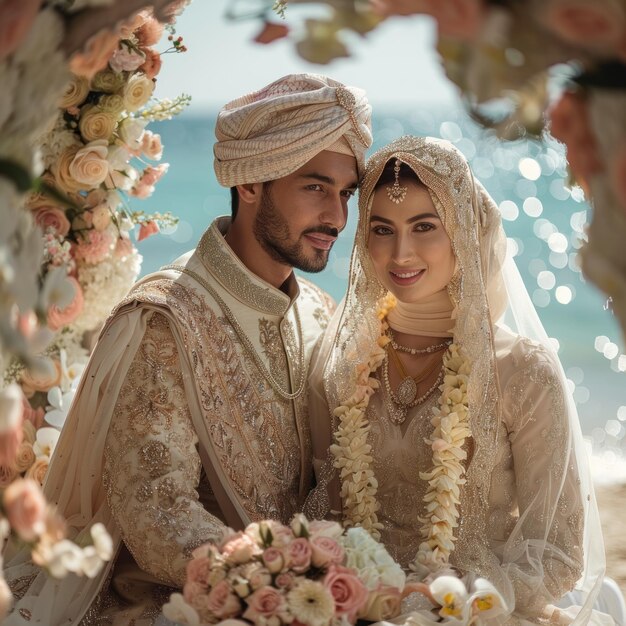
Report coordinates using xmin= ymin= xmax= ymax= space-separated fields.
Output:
xmin=33 ymin=206 xmax=71 ymax=238
xmin=141 ymin=130 xmax=163 ymax=160
xmin=543 ymin=0 xmax=625 ymax=54
xmin=275 ymin=572 xmax=295 ymax=590
xmin=286 ymin=538 xmax=312 ymax=573
xmin=69 ymin=140 xmax=110 ymax=188
xmin=109 ymin=45 xmax=145 ymax=73
xmin=20 ymin=360 xmax=62 ymax=397
xmin=114 ymin=236 xmax=134 ymax=259
xmin=137 ymin=220 xmax=160 ymax=242
xmin=0 ymin=0 xmax=43 ymax=62
xmin=243 ymin=586 xmax=287 ymax=624
xmin=183 ymin=580 xmax=205 ymax=604
xmin=549 ymin=91 xmax=603 ymax=196
xmin=0 ymin=464 xmax=19 ymax=488
xmin=248 ymin=566 xmax=272 ymax=590
xmin=74 ymin=229 xmax=114 ymax=264
xmin=206 ymin=580 xmax=242 ymax=619
xmin=221 ymin=531 xmax=260 ymax=565
xmin=324 ymin=565 xmax=369 ymax=622
xmin=262 ymin=547 xmax=286 ymax=574
xmin=118 ymin=9 xmax=149 ymax=38
xmin=139 ymin=48 xmax=163 ymax=79
xmin=136 ymin=17 xmax=164 ymax=47
xmin=69 ymin=29 xmax=120 ymax=79
xmin=140 ymin=163 xmax=169 ymax=186
xmin=3 ymin=478 xmax=46 ymax=542
xmin=359 ymin=585 xmax=403 ymax=621
xmin=47 ymin=276 xmax=84 ymax=331
xmin=311 ymin=536 xmax=345 ymax=568
xmin=91 ymin=205 xmax=111 ymax=231
xmin=308 ymin=520 xmax=343 ymax=540
xmin=186 ymin=555 xmax=212 ymax=587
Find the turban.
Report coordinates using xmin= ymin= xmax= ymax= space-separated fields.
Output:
xmin=213 ymin=73 xmax=372 ymax=187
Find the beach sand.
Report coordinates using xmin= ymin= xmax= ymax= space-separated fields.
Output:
xmin=596 ymin=483 xmax=626 ymax=596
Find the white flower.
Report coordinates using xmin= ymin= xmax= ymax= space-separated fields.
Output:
xmin=0 ymin=384 xmax=22 ymax=433
xmin=468 ymin=578 xmax=507 ymax=621
xmin=39 ymin=265 xmax=75 ymax=313
xmin=90 ymin=522 xmax=113 ymax=560
xmin=45 ymin=386 xmax=74 ymax=429
xmin=123 ymin=74 xmax=154 ymax=112
xmin=72 ymin=246 xmax=141 ymax=332
xmin=45 ymin=540 xmax=84 ymax=578
xmin=118 ymin=117 xmax=148 ymax=150
xmin=162 ymin=593 xmax=201 ymax=626
xmin=69 ymin=139 xmax=110 ymax=187
xmin=342 ymin=527 xmax=406 ymax=591
xmin=33 ymin=427 xmax=60 ymax=459
xmin=106 ymin=144 xmax=131 ymax=171
xmin=80 ymin=545 xmax=105 ymax=578
xmin=287 ymin=580 xmax=335 ymax=626
xmin=429 ymin=575 xmax=468 ymax=620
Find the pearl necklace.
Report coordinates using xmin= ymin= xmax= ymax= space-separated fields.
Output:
xmin=388 ymin=330 xmax=452 ymax=355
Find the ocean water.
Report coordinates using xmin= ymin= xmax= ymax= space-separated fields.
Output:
xmin=131 ymin=105 xmax=625 ymax=451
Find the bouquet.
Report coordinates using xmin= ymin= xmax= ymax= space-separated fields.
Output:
xmin=162 ymin=515 xmax=407 ymax=626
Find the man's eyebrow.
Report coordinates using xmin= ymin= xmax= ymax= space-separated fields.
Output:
xmin=298 ymin=173 xmax=358 ymax=189
xmin=370 ymin=212 xmax=440 ymax=224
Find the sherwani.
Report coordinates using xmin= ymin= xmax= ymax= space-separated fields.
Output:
xmin=5 ymin=217 xmax=335 ymax=625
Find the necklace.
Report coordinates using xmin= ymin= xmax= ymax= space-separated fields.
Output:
xmin=388 ymin=330 xmax=452 ymax=356
xmin=331 ymin=294 xmax=471 ymax=569
xmin=382 ymin=355 xmax=443 ymax=425
xmin=385 ymin=342 xmax=443 ymax=406
xmin=162 ymin=265 xmax=307 ymax=400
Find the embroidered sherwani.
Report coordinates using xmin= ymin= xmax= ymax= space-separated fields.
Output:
xmin=5 ymin=217 xmax=334 ymax=626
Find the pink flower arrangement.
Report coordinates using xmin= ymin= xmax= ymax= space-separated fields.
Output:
xmin=47 ymin=276 xmax=84 ymax=331
xmin=137 ymin=220 xmax=160 ymax=241
xmin=163 ymin=515 xmax=403 ymax=626
xmin=73 ymin=229 xmax=115 ymax=265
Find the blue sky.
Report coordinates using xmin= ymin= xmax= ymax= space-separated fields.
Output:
xmin=154 ymin=0 xmax=457 ymax=111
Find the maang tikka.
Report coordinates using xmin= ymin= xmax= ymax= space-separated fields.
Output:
xmin=386 ymin=159 xmax=408 ymax=204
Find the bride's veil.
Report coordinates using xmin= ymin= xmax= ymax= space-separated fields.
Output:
xmin=308 ymin=136 xmax=606 ymax=624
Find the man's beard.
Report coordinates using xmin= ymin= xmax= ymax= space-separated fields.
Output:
xmin=253 ymin=186 xmax=338 ymax=273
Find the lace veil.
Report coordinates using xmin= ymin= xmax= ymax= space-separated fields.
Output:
xmin=308 ymin=136 xmax=606 ymax=624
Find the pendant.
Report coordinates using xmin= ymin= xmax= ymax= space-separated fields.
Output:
xmin=396 ymin=377 xmax=417 ymax=406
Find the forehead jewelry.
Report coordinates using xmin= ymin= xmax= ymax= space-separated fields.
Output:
xmin=386 ymin=159 xmax=408 ymax=204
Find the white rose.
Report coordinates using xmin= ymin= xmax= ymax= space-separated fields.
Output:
xmin=59 ymin=75 xmax=90 ymax=109
xmin=118 ymin=117 xmax=147 ymax=150
xmin=123 ymin=74 xmax=154 ymax=112
xmin=106 ymin=144 xmax=131 ymax=170
xmin=0 ymin=384 xmax=22 ymax=433
xmin=79 ymin=105 xmax=116 ymax=142
xmin=69 ymin=139 xmax=110 ymax=187
xmin=90 ymin=522 xmax=113 ymax=560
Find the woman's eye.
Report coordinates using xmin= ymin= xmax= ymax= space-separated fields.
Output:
xmin=414 ymin=222 xmax=435 ymax=232
xmin=371 ymin=225 xmax=392 ymax=235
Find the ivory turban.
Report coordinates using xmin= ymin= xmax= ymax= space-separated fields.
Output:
xmin=213 ymin=73 xmax=372 ymax=187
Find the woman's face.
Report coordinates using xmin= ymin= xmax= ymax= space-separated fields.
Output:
xmin=367 ymin=181 xmax=456 ymax=303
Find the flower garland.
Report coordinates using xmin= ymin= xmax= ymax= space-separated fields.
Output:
xmin=330 ymin=294 xmax=471 ymax=572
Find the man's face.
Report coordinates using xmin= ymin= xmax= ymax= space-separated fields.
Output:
xmin=253 ymin=150 xmax=358 ymax=273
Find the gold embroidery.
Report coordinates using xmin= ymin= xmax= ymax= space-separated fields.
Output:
xmin=139 ymin=441 xmax=171 ymax=478
xmin=196 ymin=223 xmax=288 ymax=316
xmin=259 ymin=318 xmax=289 ymax=389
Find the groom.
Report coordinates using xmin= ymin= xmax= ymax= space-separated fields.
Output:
xmin=5 ymin=74 xmax=372 ymax=624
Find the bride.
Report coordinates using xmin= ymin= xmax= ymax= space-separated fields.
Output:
xmin=306 ymin=136 xmax=612 ymax=624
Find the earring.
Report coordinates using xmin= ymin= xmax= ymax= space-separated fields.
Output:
xmin=386 ymin=159 xmax=407 ymax=204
